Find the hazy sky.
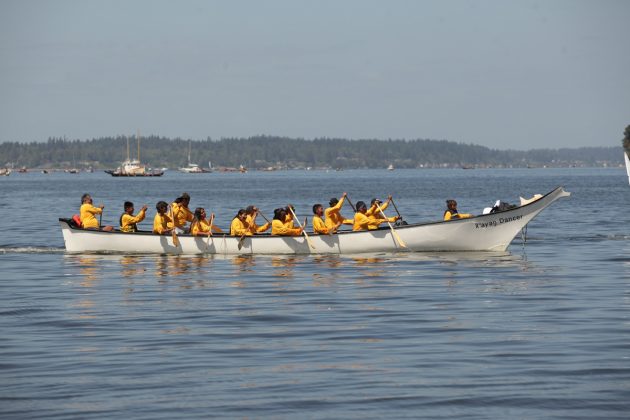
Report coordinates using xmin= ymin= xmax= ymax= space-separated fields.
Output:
xmin=1 ymin=0 xmax=628 ymax=149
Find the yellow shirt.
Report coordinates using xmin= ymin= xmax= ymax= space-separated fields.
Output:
xmin=272 ymin=219 xmax=302 ymax=236
xmin=120 ymin=208 xmax=146 ymax=232
xmin=325 ymin=197 xmax=353 ymax=229
xmin=230 ymin=218 xmax=251 ymax=236
xmin=284 ymin=212 xmax=296 ymax=228
xmin=153 ymin=213 xmax=173 ymax=234
xmin=80 ymin=203 xmax=102 ymax=229
xmin=312 ymin=215 xmax=332 ymax=235
xmin=366 ymin=201 xmax=390 ymax=217
xmin=353 ymin=213 xmax=370 ymax=231
xmin=171 ymin=202 xmax=194 ymax=228
xmin=191 ymin=219 xmax=224 ymax=235
xmin=245 ymin=214 xmax=271 ymax=234
xmin=353 ymin=212 xmax=395 ymax=231
xmin=444 ymin=210 xmax=472 ymax=221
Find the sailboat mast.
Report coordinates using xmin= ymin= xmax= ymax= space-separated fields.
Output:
xmin=188 ymin=140 xmax=191 ymax=164
xmin=137 ymin=130 xmax=140 ymax=162
xmin=126 ymin=136 xmax=130 ymax=161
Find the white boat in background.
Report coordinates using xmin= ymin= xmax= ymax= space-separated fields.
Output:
xmin=179 ymin=141 xmax=211 ymax=173
xmin=105 ymin=132 xmax=164 ymax=177
xmin=0 ymin=168 xmax=11 ymax=176
xmin=624 ymin=152 xmax=630 ymax=186
xmin=387 ymin=164 xmax=394 ymax=171
xmin=179 ymin=163 xmax=210 ymax=173
xmin=59 ymin=186 xmax=570 ymax=255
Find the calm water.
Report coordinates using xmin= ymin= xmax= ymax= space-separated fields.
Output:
xmin=1 ymin=168 xmax=629 ymax=419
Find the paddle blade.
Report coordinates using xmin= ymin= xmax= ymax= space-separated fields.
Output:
xmin=172 ymin=230 xmax=180 ymax=247
xmin=393 ymin=230 xmax=407 ymax=248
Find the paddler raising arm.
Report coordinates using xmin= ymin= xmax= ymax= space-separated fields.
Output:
xmin=352 ymin=200 xmax=398 ymax=231
xmin=365 ymin=195 xmax=399 ymax=230
xmin=325 ymin=192 xmax=353 ymax=231
xmin=120 ymin=201 xmax=147 ymax=232
xmin=312 ymin=203 xmax=340 ymax=235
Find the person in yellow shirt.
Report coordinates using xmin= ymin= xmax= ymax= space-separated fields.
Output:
xmin=283 ymin=204 xmax=298 ymax=228
xmin=80 ymin=193 xmax=104 ymax=229
xmin=325 ymin=193 xmax=353 ymax=231
xmin=366 ymin=196 xmax=397 ymax=229
xmin=171 ymin=192 xmax=194 ymax=233
xmin=353 ymin=201 xmax=399 ymax=231
xmin=190 ymin=208 xmax=224 ymax=236
xmin=245 ymin=205 xmax=271 ymax=234
xmin=230 ymin=209 xmax=251 ymax=236
xmin=120 ymin=201 xmax=147 ymax=232
xmin=443 ymin=199 xmax=472 ymax=221
xmin=312 ymin=204 xmax=340 ymax=235
xmin=153 ymin=201 xmax=174 ymax=234
xmin=272 ymin=208 xmax=303 ymax=236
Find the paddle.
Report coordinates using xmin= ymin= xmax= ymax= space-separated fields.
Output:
xmin=345 ymin=195 xmax=357 ymax=212
xmin=289 ymin=207 xmax=315 ymax=250
xmin=376 ymin=202 xmax=406 ymax=248
xmin=170 ymin=205 xmax=180 ymax=247
xmin=258 ymin=212 xmax=271 ymax=224
xmin=98 ymin=207 xmax=103 ymax=229
xmin=237 ymin=212 xmax=252 ymax=250
xmin=390 ymin=197 xmax=403 ymax=221
xmin=237 ymin=229 xmax=248 ymax=250
xmin=206 ymin=212 xmax=215 ymax=250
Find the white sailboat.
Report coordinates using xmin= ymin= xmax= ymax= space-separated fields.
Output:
xmin=106 ymin=132 xmax=163 ymax=177
xmin=179 ymin=141 xmax=210 ymax=173
xmin=624 ymin=151 xmax=630 ymax=186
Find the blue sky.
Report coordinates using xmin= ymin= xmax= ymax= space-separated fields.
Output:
xmin=1 ymin=0 xmax=628 ymax=149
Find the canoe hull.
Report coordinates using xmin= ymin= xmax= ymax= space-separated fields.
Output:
xmin=60 ymin=187 xmax=570 ymax=255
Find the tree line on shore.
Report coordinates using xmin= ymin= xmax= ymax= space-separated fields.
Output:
xmin=0 ymin=135 xmax=624 ymax=169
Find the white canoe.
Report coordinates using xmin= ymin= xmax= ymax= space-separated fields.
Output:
xmin=59 ymin=186 xmax=570 ymax=255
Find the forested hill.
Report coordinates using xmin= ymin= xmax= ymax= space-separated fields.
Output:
xmin=0 ymin=135 xmax=623 ymax=169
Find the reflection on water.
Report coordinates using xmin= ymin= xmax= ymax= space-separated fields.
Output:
xmin=76 ymin=255 xmax=101 ymax=286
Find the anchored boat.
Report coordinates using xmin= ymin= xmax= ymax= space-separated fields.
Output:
xmin=59 ymin=187 xmax=570 ymax=255
xmin=105 ymin=132 xmax=164 ymax=177
xmin=179 ymin=141 xmax=211 ymax=173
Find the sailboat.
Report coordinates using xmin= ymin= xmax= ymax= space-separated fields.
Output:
xmin=624 ymin=151 xmax=630 ymax=186
xmin=179 ymin=141 xmax=211 ymax=173
xmin=105 ymin=132 xmax=164 ymax=177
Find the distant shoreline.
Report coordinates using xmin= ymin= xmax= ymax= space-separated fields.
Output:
xmin=0 ymin=135 xmax=624 ymax=170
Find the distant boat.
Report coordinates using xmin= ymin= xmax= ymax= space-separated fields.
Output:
xmin=105 ymin=132 xmax=164 ymax=177
xmin=0 ymin=168 xmax=11 ymax=176
xmin=624 ymin=151 xmax=630 ymax=186
xmin=66 ymin=168 xmax=80 ymax=174
xmin=17 ymin=166 xmax=28 ymax=173
xmin=179 ymin=141 xmax=211 ymax=173
xmin=387 ymin=164 xmax=394 ymax=171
